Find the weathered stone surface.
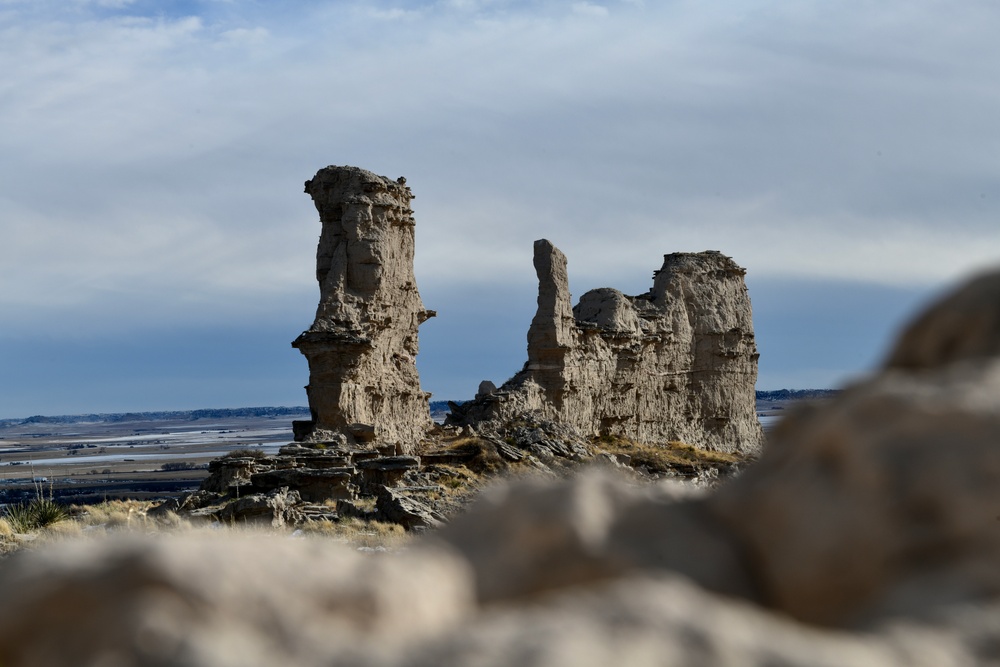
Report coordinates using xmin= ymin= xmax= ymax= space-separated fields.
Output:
xmin=0 ymin=533 xmax=473 ymax=667
xmin=250 ymin=468 xmax=357 ymax=503
xmin=451 ymin=241 xmax=762 ymax=454
xmin=885 ymin=269 xmax=1000 ymax=370
xmin=292 ymin=166 xmax=435 ymax=453
xmin=392 ymin=575 xmax=964 ymax=667
xmin=356 ymin=456 xmax=420 ymax=493
xmin=9 ymin=258 xmax=1000 ymax=667
xmin=201 ymin=456 xmax=272 ymax=493
xmin=709 ymin=356 xmax=1000 ymax=626
xmin=217 ymin=487 xmax=302 ymax=528
xmin=435 ymin=472 xmax=745 ymax=603
xmin=376 ymin=486 xmax=445 ymax=531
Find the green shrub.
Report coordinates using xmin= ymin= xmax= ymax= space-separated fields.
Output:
xmin=31 ymin=498 xmax=69 ymax=527
xmin=3 ymin=498 xmax=67 ymax=533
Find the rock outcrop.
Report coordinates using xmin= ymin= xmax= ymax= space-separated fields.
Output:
xmin=450 ymin=240 xmax=762 ymax=454
xmin=6 ymin=265 xmax=1000 ymax=666
xmin=292 ymin=166 xmax=435 ymax=453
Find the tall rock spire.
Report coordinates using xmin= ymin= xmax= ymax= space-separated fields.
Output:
xmin=292 ymin=166 xmax=434 ymax=453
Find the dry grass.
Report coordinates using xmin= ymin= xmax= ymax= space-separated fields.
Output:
xmin=323 ymin=495 xmax=378 ymax=512
xmin=298 ymin=517 xmax=409 ymax=550
xmin=33 ymin=521 xmax=85 ymax=544
xmin=430 ymin=463 xmax=480 ymax=491
xmin=73 ymin=499 xmax=158 ymax=530
xmin=435 ymin=437 xmax=507 ymax=475
xmin=0 ymin=495 xmax=414 ymax=557
xmin=593 ymin=435 xmax=744 ymax=474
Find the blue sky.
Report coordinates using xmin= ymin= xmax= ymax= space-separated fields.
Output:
xmin=2 ymin=0 xmax=998 ymax=417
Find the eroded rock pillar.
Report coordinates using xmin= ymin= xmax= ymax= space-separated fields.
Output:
xmin=292 ymin=166 xmax=434 ymax=453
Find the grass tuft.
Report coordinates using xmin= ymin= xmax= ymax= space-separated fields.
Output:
xmin=75 ymin=499 xmax=154 ymax=528
xmin=3 ymin=497 xmax=69 ymax=533
xmin=299 ymin=517 xmax=408 ymax=549
xmin=593 ymin=435 xmax=744 ymax=474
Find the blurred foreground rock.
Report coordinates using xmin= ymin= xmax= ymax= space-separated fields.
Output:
xmin=5 ymin=267 xmax=1000 ymax=665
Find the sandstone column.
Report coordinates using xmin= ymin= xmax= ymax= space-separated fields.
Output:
xmin=292 ymin=166 xmax=434 ymax=453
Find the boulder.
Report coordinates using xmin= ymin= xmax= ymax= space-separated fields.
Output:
xmin=201 ymin=457 xmax=269 ymax=493
xmin=0 ymin=533 xmax=472 ymax=667
xmin=886 ymin=269 xmax=1000 ymax=370
xmin=217 ymin=487 xmax=302 ymax=528
xmin=376 ymin=486 xmax=445 ymax=531
xmin=435 ymin=471 xmax=752 ymax=604
xmin=390 ymin=574 xmax=963 ymax=667
xmin=250 ymin=468 xmax=357 ymax=503
xmin=701 ymin=265 xmax=1000 ymax=626
xmin=355 ymin=456 xmax=420 ymax=494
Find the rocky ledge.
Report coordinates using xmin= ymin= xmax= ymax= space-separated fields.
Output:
xmin=155 ymin=412 xmax=746 ymax=532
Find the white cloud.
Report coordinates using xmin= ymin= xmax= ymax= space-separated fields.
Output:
xmin=2 ymin=0 xmax=1000 ymax=333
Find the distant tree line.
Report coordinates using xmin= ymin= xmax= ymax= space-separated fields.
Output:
xmin=160 ymin=462 xmax=204 ymax=472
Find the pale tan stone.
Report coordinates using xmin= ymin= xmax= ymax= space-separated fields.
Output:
xmin=886 ymin=268 xmax=1000 ymax=370
xmin=452 ymin=241 xmax=762 ymax=454
xmin=292 ymin=166 xmax=434 ymax=453
xmin=710 ymin=356 xmax=1000 ymax=626
xmin=0 ymin=533 xmax=473 ymax=667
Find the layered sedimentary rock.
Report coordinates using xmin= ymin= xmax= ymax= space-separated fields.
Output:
xmin=8 ymin=267 xmax=1000 ymax=666
xmin=292 ymin=166 xmax=435 ymax=453
xmin=451 ymin=240 xmax=763 ymax=454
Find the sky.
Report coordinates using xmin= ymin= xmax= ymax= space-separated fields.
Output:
xmin=2 ymin=0 xmax=999 ymax=418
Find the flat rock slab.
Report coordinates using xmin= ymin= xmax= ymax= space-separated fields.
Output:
xmin=251 ymin=468 xmax=357 ymax=503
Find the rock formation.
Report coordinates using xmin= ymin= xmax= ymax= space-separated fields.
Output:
xmin=6 ymin=265 xmax=1000 ymax=666
xmin=292 ymin=166 xmax=435 ymax=453
xmin=450 ymin=240 xmax=763 ymax=455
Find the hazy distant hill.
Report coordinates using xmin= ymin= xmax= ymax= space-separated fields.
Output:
xmin=0 ymin=406 xmax=311 ymax=428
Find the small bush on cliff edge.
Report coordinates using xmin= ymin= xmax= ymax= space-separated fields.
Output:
xmin=225 ymin=448 xmax=268 ymax=459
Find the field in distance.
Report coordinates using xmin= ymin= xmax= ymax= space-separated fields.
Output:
xmin=0 ymin=407 xmax=311 ymax=504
